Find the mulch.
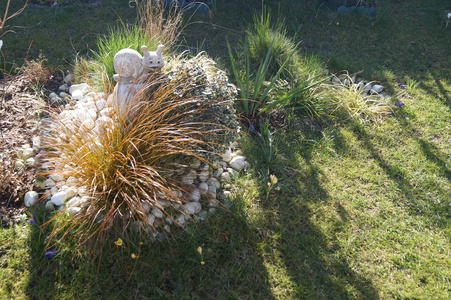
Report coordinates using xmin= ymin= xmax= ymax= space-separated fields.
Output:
xmin=0 ymin=73 xmax=62 ymax=227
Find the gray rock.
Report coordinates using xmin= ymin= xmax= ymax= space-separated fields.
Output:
xmin=64 ymin=73 xmax=74 ymax=84
xmin=152 ymin=208 xmax=163 ymax=218
xmin=190 ymin=189 xmax=201 ymax=202
xmin=198 ymin=171 xmax=209 ymax=182
xmin=227 ymin=167 xmax=238 ymax=177
xmin=176 ymin=214 xmax=186 ymax=227
xmin=207 ymin=177 xmax=221 ymax=189
xmin=24 ymin=191 xmax=39 ymax=207
xmin=198 ymin=182 xmax=208 ymax=195
xmin=185 ymin=202 xmax=202 ymax=215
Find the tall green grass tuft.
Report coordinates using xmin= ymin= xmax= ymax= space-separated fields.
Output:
xmin=41 ymin=69 xmax=237 ymax=259
xmin=247 ymin=8 xmax=299 ymax=79
xmin=93 ymin=24 xmax=157 ymax=83
xmin=228 ymin=7 xmax=327 ymax=125
xmin=75 ymin=0 xmax=184 ymax=89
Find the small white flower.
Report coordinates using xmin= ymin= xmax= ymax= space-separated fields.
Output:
xmin=448 ymin=12 xmax=451 ymax=19
xmin=0 ymin=40 xmax=3 ymax=50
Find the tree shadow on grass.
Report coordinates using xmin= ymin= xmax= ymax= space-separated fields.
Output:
xmin=25 ymin=205 xmax=275 ymax=299
xmin=246 ymin=128 xmax=379 ymax=299
xmin=348 ymin=120 xmax=451 ymax=228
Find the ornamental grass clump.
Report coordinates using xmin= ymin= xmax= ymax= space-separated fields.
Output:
xmin=41 ymin=53 xmax=238 ymax=257
xmin=324 ymin=73 xmax=393 ymax=122
xmin=228 ymin=8 xmax=327 ymax=125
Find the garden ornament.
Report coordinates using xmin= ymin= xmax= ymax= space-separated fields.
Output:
xmin=113 ymin=44 xmax=164 ymax=84
xmin=108 ymin=44 xmax=164 ymax=117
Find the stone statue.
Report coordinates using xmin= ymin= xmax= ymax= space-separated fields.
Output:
xmin=108 ymin=45 xmax=164 ymax=117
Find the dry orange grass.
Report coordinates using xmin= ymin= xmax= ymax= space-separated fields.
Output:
xmin=41 ymin=72 xmax=234 ymax=257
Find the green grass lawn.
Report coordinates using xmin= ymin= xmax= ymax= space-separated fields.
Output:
xmin=1 ymin=0 xmax=451 ymax=299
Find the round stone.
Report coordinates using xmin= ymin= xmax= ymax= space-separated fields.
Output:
xmin=198 ymin=171 xmax=209 ymax=182
xmin=50 ymin=173 xmax=64 ymax=182
xmin=152 ymin=208 xmax=164 ymax=218
xmin=229 ymin=156 xmax=246 ymax=171
xmin=185 ymin=202 xmax=202 ymax=215
xmin=51 ymin=191 xmax=67 ymax=206
xmin=44 ymin=178 xmax=56 ymax=188
xmin=22 ymin=148 xmax=34 ymax=159
xmin=198 ymin=182 xmax=208 ymax=195
xmin=25 ymin=158 xmax=35 ymax=167
xmin=66 ymin=206 xmax=81 ymax=216
xmin=15 ymin=160 xmax=25 ymax=170
xmin=190 ymin=189 xmax=201 ymax=202
xmin=24 ymin=191 xmax=39 ymax=207
xmin=45 ymin=200 xmax=55 ymax=210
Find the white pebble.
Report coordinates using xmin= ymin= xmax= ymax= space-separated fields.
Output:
xmin=22 ymin=148 xmax=35 ymax=159
xmin=51 ymin=191 xmax=67 ymax=206
xmin=222 ymin=148 xmax=232 ymax=162
xmin=59 ymin=84 xmax=68 ymax=91
xmin=71 ymin=90 xmax=84 ymax=100
xmin=24 ymin=191 xmax=39 ymax=207
xmin=50 ymin=173 xmax=64 ymax=182
xmin=66 ymin=196 xmax=82 ymax=207
xmin=45 ymin=200 xmax=55 ymax=210
xmin=66 ymin=176 xmax=78 ymax=186
xmin=25 ymin=158 xmax=35 ymax=167
xmin=32 ymin=137 xmax=41 ymax=151
xmin=64 ymin=73 xmax=74 ymax=84
xmin=44 ymin=178 xmax=56 ymax=188
xmin=95 ymin=99 xmax=107 ymax=111
xmin=229 ymin=156 xmax=246 ymax=171
xmin=15 ymin=160 xmax=25 ymax=170
xmin=65 ymin=187 xmax=78 ymax=199
xmin=59 ymin=92 xmax=70 ymax=98
xmin=220 ymin=172 xmax=231 ymax=181
xmin=50 ymin=186 xmax=59 ymax=195
xmin=66 ymin=206 xmax=81 ymax=216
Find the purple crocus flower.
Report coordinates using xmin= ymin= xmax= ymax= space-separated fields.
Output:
xmin=395 ymin=101 xmax=404 ymax=107
xmin=44 ymin=250 xmax=59 ymax=260
xmin=398 ymin=83 xmax=407 ymax=89
xmin=249 ymin=124 xmax=256 ymax=133
xmin=28 ymin=213 xmax=37 ymax=226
